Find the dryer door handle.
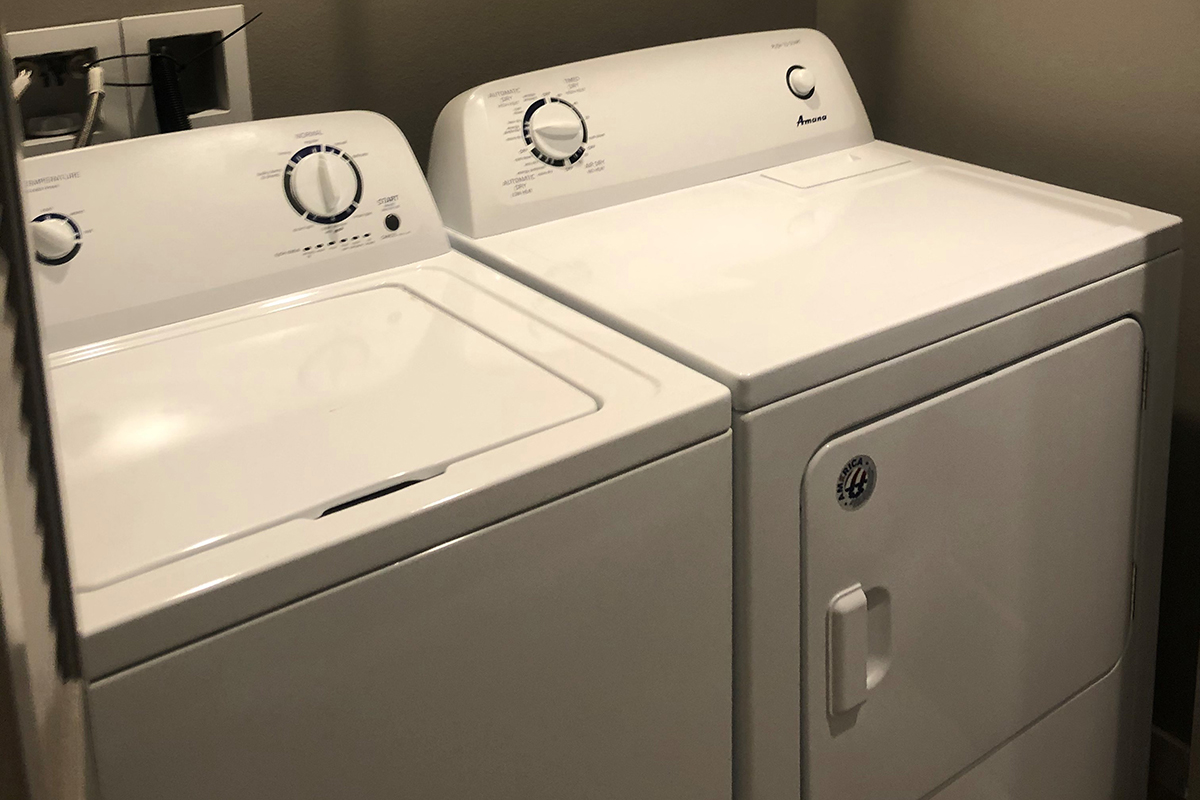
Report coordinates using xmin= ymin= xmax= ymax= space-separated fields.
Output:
xmin=827 ymin=584 xmax=869 ymax=715
xmin=827 ymin=583 xmax=892 ymax=716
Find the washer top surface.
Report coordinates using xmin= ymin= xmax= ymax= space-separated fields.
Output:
xmin=459 ymin=144 xmax=1179 ymax=410
xmin=52 ymin=278 xmax=597 ymax=592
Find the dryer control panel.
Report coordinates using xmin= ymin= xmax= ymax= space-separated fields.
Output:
xmin=428 ymin=28 xmax=873 ymax=238
xmin=24 ymin=112 xmax=448 ymax=352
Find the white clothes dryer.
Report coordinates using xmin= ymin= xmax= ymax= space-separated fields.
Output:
xmin=428 ymin=29 xmax=1182 ymax=800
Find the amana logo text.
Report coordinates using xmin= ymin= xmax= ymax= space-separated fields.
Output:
xmin=797 ymin=114 xmax=828 ymax=127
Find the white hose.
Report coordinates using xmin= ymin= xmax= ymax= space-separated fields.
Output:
xmin=73 ymin=65 xmax=106 ymax=149
xmin=11 ymin=68 xmax=33 ymax=103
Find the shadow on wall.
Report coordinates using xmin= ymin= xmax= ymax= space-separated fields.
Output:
xmin=819 ymin=0 xmax=1200 ymax=749
xmin=1159 ymin=416 xmax=1200 ymax=741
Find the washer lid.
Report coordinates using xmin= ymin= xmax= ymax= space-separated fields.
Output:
xmin=461 ymin=143 xmax=1181 ymax=411
xmin=52 ymin=284 xmax=598 ymax=591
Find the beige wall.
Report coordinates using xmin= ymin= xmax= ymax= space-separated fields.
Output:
xmin=5 ymin=0 xmax=814 ymax=163
xmin=819 ymin=0 xmax=1200 ymax=745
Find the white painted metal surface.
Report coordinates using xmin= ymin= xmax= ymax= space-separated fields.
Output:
xmin=431 ymin=29 xmax=1177 ymax=411
xmin=443 ymin=140 xmax=1175 ymax=412
xmin=429 ymin=29 xmax=1183 ymax=800
xmin=736 ymin=259 xmax=1181 ymax=800
xmin=88 ymin=436 xmax=732 ymax=800
xmin=803 ymin=319 xmax=1142 ymax=800
xmin=53 ymin=283 xmax=597 ymax=592
xmin=934 ymin=667 xmax=1125 ymax=800
xmin=25 ymin=112 xmax=733 ymax=800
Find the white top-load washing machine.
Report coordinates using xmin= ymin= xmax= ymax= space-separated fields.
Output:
xmin=428 ymin=29 xmax=1184 ymax=800
xmin=24 ymin=112 xmax=734 ymax=800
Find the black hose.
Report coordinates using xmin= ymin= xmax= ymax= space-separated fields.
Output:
xmin=150 ymin=51 xmax=191 ymax=133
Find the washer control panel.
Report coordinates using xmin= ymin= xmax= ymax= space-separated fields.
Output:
xmin=24 ymin=112 xmax=448 ymax=352
xmin=429 ymin=28 xmax=873 ymax=237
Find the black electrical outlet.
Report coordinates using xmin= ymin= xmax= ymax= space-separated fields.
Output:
xmin=148 ymin=32 xmax=229 ymax=116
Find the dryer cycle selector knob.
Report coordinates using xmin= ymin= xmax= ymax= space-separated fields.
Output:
xmin=523 ymin=98 xmax=587 ymax=166
xmin=284 ymin=145 xmax=364 ymax=224
xmin=31 ymin=213 xmax=82 ymax=265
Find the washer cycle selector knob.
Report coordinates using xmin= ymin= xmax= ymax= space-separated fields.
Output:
xmin=787 ymin=65 xmax=816 ymax=99
xmin=284 ymin=145 xmax=364 ymax=224
xmin=31 ymin=213 xmax=82 ymax=265
xmin=523 ymin=98 xmax=587 ymax=166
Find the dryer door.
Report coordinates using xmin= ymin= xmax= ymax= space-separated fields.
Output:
xmin=801 ymin=318 xmax=1143 ymax=800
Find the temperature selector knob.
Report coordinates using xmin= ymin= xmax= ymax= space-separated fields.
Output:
xmin=30 ymin=213 xmax=82 ymax=265
xmin=284 ymin=145 xmax=363 ymax=224
xmin=523 ymin=98 xmax=587 ymax=166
